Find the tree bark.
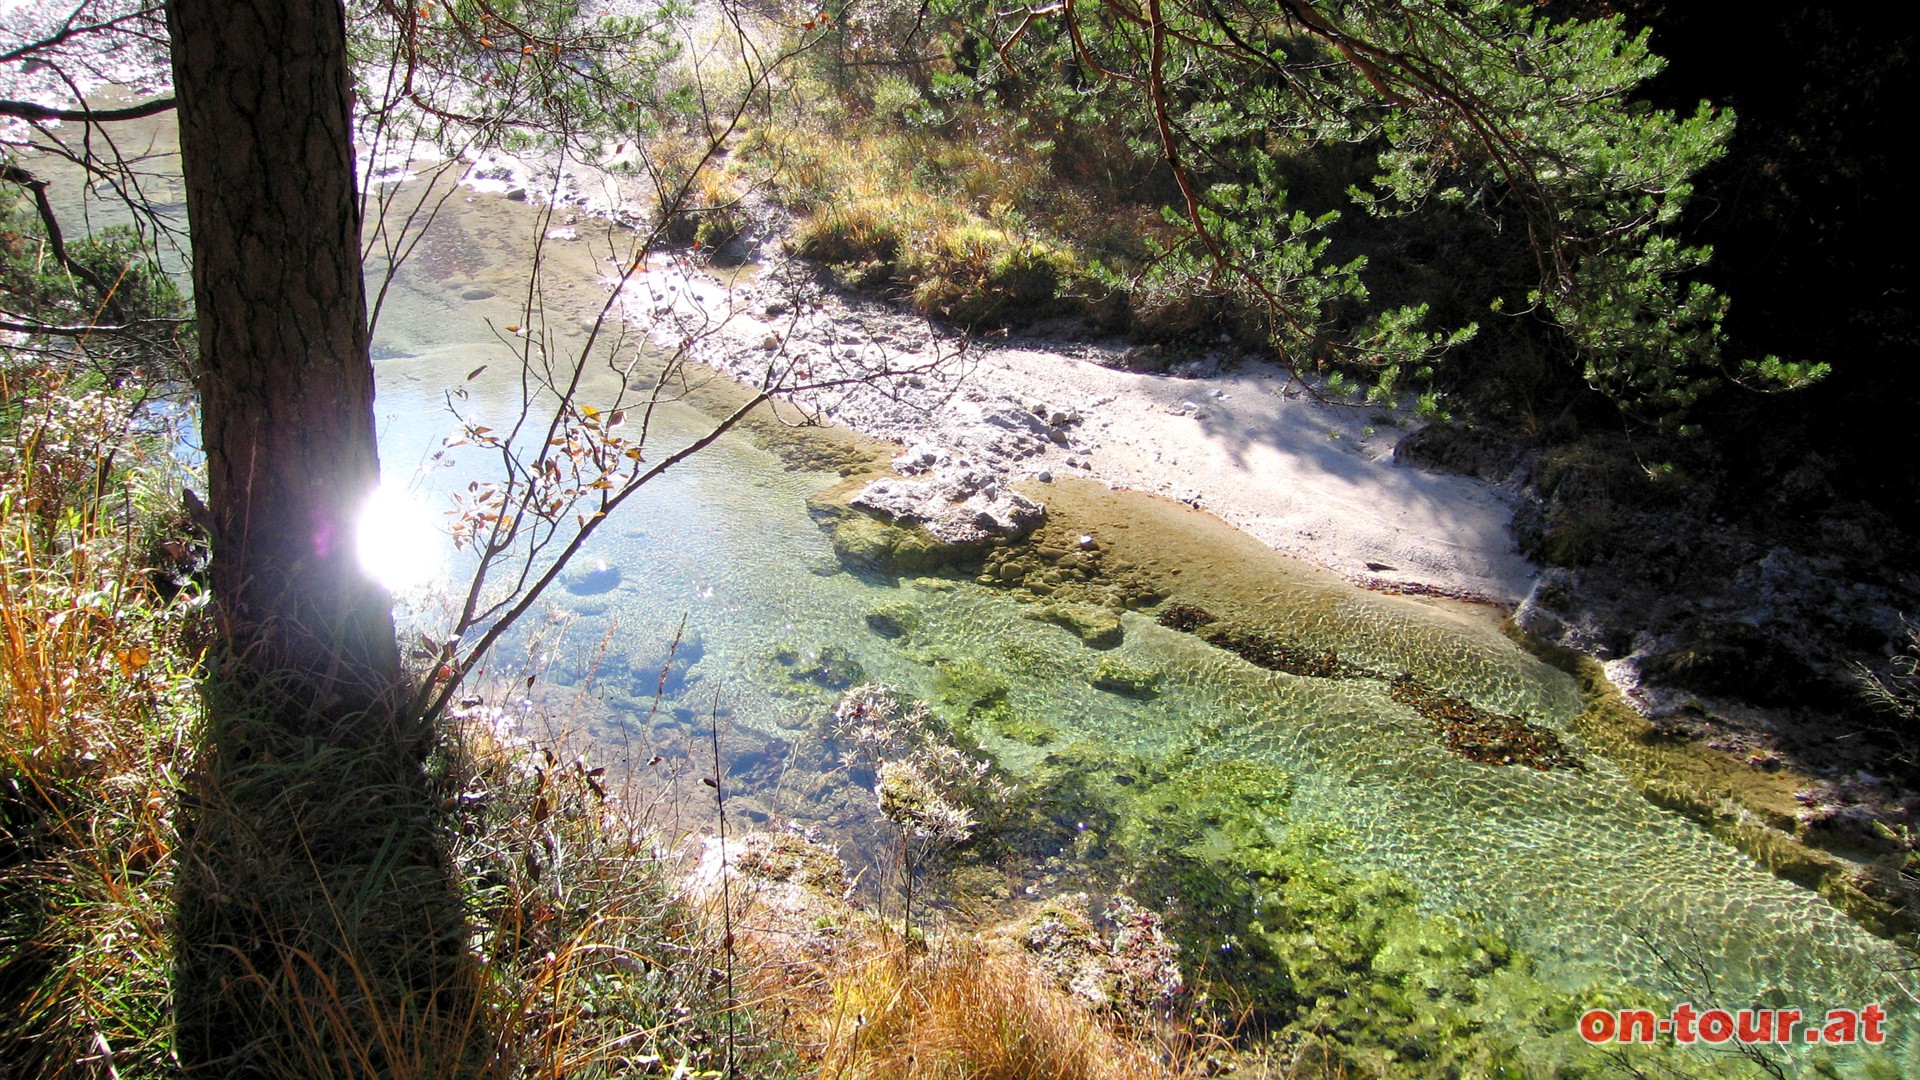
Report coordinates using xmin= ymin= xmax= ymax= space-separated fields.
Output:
xmin=167 ymin=0 xmax=402 ymax=723
xmin=166 ymin=2 xmax=475 ymax=1071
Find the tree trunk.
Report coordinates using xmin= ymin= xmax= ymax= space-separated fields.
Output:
xmin=166 ymin=1 xmax=478 ymax=1072
xmin=168 ymin=0 xmax=401 ymax=723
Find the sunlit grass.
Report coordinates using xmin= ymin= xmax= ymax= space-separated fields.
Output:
xmin=743 ymin=931 xmax=1208 ymax=1080
xmin=0 ymin=376 xmax=200 ymax=1078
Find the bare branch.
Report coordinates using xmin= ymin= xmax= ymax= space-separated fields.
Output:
xmin=0 ymin=96 xmax=175 ymax=123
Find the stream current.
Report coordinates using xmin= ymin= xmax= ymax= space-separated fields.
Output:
xmin=358 ymin=185 xmax=1920 ymax=1072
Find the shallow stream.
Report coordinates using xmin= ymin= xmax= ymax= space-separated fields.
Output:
xmin=356 ymin=187 xmax=1920 ymax=1072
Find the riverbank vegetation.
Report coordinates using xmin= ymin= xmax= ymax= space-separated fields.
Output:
xmin=745 ymin=0 xmax=1829 ymax=422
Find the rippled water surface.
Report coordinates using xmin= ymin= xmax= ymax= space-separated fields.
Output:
xmin=363 ymin=191 xmax=1918 ymax=1071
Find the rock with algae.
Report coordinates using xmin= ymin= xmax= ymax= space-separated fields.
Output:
xmin=1018 ymin=893 xmax=1184 ymax=1022
xmin=1090 ymin=657 xmax=1162 ymax=699
xmin=1024 ymin=601 xmax=1124 ymax=649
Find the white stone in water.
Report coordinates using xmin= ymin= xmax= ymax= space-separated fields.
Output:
xmin=1078 ymin=534 xmax=1095 ymax=550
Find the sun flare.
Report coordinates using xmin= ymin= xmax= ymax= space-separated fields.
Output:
xmin=356 ymin=481 xmax=446 ymax=594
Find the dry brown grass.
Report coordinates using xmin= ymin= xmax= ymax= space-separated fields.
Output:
xmin=746 ymin=928 xmax=1206 ymax=1080
xmin=0 ymin=375 xmax=199 ymax=1078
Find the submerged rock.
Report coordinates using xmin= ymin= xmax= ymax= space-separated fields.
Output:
xmin=864 ymin=601 xmax=924 ymax=639
xmin=828 ymin=512 xmax=967 ymax=575
xmin=789 ymin=644 xmax=863 ymax=690
xmin=564 ymin=558 xmax=622 ymax=595
xmin=1025 ymin=601 xmax=1124 ymax=649
xmin=1090 ymin=658 xmax=1161 ymax=699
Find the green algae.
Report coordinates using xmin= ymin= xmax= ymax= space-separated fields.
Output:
xmin=984 ymin=743 xmax=1778 ymax=1079
xmin=931 ymin=657 xmax=1059 ymax=746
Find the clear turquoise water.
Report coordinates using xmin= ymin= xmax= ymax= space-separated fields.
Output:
xmin=362 ymin=190 xmax=1919 ymax=1072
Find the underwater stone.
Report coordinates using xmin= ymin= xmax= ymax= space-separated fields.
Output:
xmin=1026 ymin=602 xmax=1124 ymax=649
xmin=864 ymin=602 xmax=924 ymax=639
xmin=830 ymin=512 xmax=981 ymax=576
xmin=792 ymin=644 xmax=863 ymax=690
xmin=565 ymin=559 xmax=622 ymax=595
xmin=1090 ymin=658 xmax=1162 ymax=698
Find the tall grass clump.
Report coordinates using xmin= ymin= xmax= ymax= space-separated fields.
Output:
xmin=751 ymin=113 xmax=1113 ymax=329
xmin=0 ymin=367 xmax=202 ymax=1078
xmin=756 ymin=935 xmax=1204 ymax=1080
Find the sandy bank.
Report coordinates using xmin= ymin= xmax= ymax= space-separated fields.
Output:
xmin=625 ymin=252 xmax=1540 ymax=606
